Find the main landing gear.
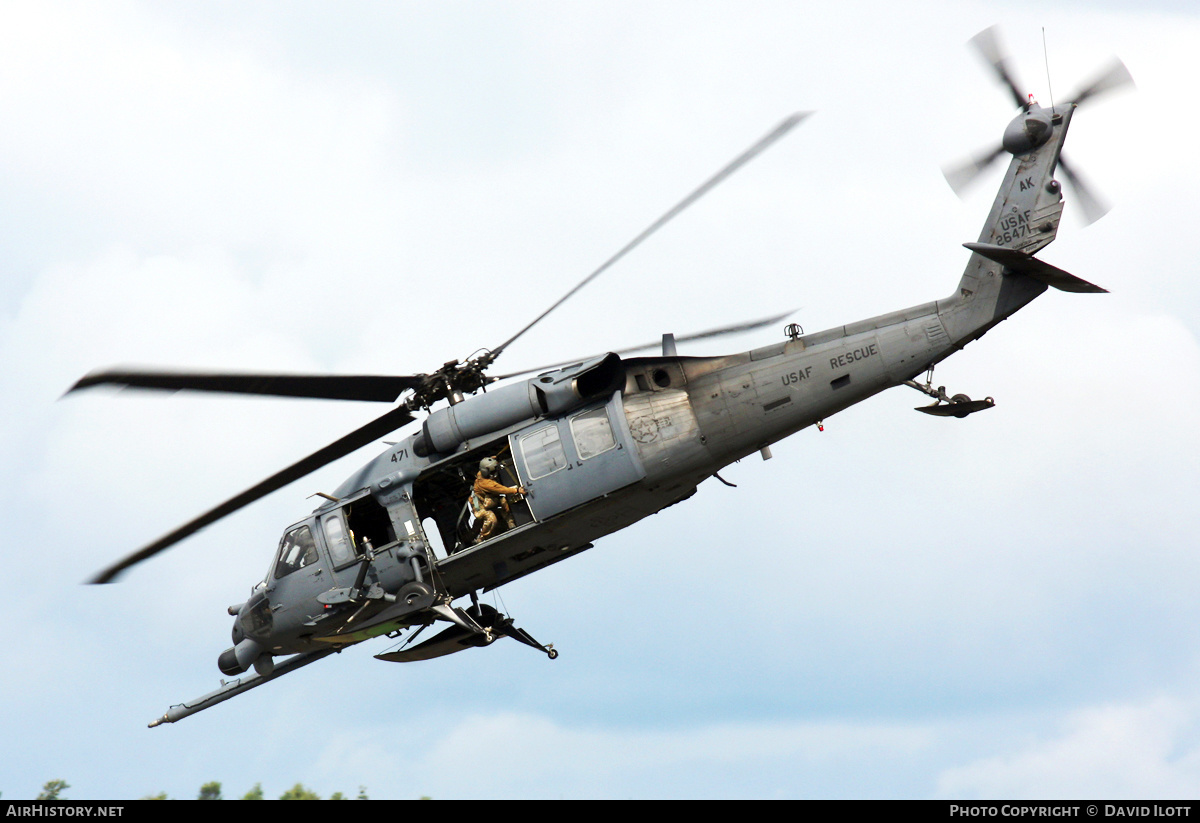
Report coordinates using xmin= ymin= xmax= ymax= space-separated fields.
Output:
xmin=459 ymin=598 xmax=558 ymax=660
xmin=904 ymin=366 xmax=995 ymax=419
xmin=375 ymin=595 xmax=558 ymax=663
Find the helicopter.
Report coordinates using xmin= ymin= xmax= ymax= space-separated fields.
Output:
xmin=68 ymin=27 xmax=1131 ymax=727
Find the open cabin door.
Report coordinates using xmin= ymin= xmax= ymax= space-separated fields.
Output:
xmin=512 ymin=391 xmax=644 ymax=521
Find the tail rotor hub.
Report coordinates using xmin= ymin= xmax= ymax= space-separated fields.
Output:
xmin=1002 ymin=106 xmax=1055 ymax=155
xmin=941 ymin=26 xmax=1133 ymax=225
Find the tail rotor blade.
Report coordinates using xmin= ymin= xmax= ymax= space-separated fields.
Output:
xmin=1068 ymin=57 xmax=1135 ymax=108
xmin=942 ymin=143 xmax=1007 ymax=195
xmin=1058 ymin=154 xmax=1111 ymax=225
xmin=969 ymin=25 xmax=1027 ymax=110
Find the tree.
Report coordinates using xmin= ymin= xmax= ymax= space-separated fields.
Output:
xmin=279 ymin=783 xmax=321 ymax=800
xmin=241 ymin=783 xmax=263 ymax=800
xmin=198 ymin=781 xmax=222 ymax=800
xmin=37 ymin=780 xmax=69 ymax=800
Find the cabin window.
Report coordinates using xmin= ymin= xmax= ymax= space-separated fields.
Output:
xmin=570 ymin=407 xmax=616 ymax=460
xmin=344 ymin=496 xmax=396 ymax=551
xmin=274 ymin=525 xmax=318 ymax=579
xmin=422 ymin=516 xmax=448 ymax=558
xmin=321 ymin=513 xmax=355 ymax=567
xmin=520 ymin=424 xmax=568 ymax=480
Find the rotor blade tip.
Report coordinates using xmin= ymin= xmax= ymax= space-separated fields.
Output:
xmin=65 ymin=373 xmax=100 ymax=395
xmin=778 ymin=111 xmax=814 ymax=133
xmin=941 ymin=166 xmax=975 ymax=198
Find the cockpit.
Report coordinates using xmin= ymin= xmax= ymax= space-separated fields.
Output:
xmin=273 ymin=524 xmax=318 ymax=579
xmin=269 ymin=494 xmax=400 ymax=585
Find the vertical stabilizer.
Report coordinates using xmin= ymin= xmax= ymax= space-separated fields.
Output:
xmin=958 ymin=103 xmax=1073 ymax=294
xmin=940 ymin=103 xmax=1076 ymax=343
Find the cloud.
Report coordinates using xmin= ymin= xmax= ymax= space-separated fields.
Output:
xmin=310 ymin=710 xmax=940 ymax=799
xmin=936 ymin=695 xmax=1200 ymax=799
xmin=0 ymin=2 xmax=401 ymax=259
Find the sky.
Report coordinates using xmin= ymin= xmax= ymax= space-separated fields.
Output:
xmin=1 ymin=0 xmax=1198 ymax=801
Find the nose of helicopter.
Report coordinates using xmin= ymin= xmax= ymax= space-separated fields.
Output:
xmin=222 ymin=589 xmax=275 ymax=675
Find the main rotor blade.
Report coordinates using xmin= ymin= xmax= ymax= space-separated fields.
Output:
xmin=491 ymin=308 xmax=795 ymax=381
xmin=622 ymin=308 xmax=796 ymax=352
xmin=969 ymin=26 xmax=1027 ymax=110
xmin=68 ymin=369 xmax=424 ymax=403
xmin=488 ymin=112 xmax=811 ymax=361
xmin=1067 ymin=57 xmax=1134 ymax=108
xmin=89 ymin=405 xmax=415 ymax=583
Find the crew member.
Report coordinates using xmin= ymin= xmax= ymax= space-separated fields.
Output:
xmin=471 ymin=457 xmax=525 ymax=544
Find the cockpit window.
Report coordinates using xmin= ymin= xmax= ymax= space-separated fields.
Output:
xmin=274 ymin=525 xmax=319 ymax=579
xmin=322 ymin=513 xmax=355 ymax=567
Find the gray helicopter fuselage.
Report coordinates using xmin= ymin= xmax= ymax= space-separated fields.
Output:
xmin=243 ymin=102 xmax=1077 ymax=661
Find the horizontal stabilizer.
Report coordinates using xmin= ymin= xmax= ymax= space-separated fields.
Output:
xmin=916 ymin=397 xmax=995 ymax=417
xmin=375 ymin=603 xmax=511 ymax=663
xmin=964 ymin=242 xmax=1107 ymax=294
xmin=375 ymin=623 xmax=490 ymax=663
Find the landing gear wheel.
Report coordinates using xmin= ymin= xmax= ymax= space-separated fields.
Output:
xmin=399 ymin=580 xmax=433 ymax=606
xmin=951 ymin=393 xmax=972 ymax=418
xmin=547 ymin=648 xmax=559 ymax=660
